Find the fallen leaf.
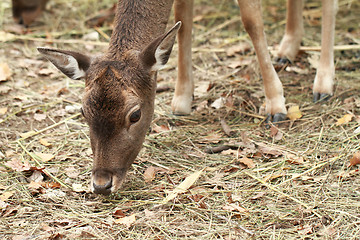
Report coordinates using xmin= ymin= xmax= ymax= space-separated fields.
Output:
xmin=28 ymin=170 xmax=44 ymax=182
xmin=0 ymin=62 xmax=12 ymax=82
xmin=66 ymin=167 xmax=80 ymax=179
xmin=211 ymin=97 xmax=225 ymax=109
xmin=223 ymin=203 xmax=249 ymax=214
xmin=0 ymin=107 xmax=7 ymax=115
xmin=162 ymin=169 xmax=203 ymax=204
xmin=287 ymin=105 xmax=302 ymax=120
xmin=72 ymin=183 xmax=87 ymax=192
xmin=114 ymin=214 xmax=136 ymax=227
xmin=34 ymin=152 xmax=55 ymax=162
xmin=28 ymin=181 xmax=42 ymax=189
xmin=221 ymin=149 xmax=238 ymax=155
xmin=5 ymin=158 xmax=31 ymax=172
xmin=239 ymin=157 xmax=255 ymax=168
xmin=39 ymin=139 xmax=52 ymax=147
xmin=349 ymin=152 xmax=360 ymax=167
xmin=0 ymin=191 xmax=15 ymax=201
xmin=42 ymin=182 xmax=61 ymax=189
xmin=194 ymin=81 xmax=211 ymax=98
xmin=34 ymin=113 xmax=47 ymax=122
xmin=285 ymin=66 xmax=309 ymax=74
xmin=336 ymin=114 xmax=353 ymax=126
xmin=228 ymin=58 xmax=253 ymax=69
xmin=152 ymin=124 xmax=170 ymax=133
xmin=226 ymin=42 xmax=251 ymax=56
xmin=143 ymin=166 xmax=157 ymax=183
xmin=286 ymin=153 xmax=304 ymax=165
xmin=113 ymin=209 xmax=126 ymax=218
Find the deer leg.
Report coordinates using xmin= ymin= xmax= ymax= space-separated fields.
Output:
xmin=277 ymin=0 xmax=304 ymax=63
xmin=172 ymin=0 xmax=194 ymax=115
xmin=313 ymin=0 xmax=337 ymax=102
xmin=237 ymin=1 xmax=287 ymax=121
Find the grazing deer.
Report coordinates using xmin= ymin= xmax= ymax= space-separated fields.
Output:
xmin=37 ymin=0 xmax=337 ymax=194
xmin=12 ymin=0 xmax=48 ymax=26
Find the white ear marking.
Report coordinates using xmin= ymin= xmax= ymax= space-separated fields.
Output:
xmin=152 ymin=48 xmax=169 ymax=71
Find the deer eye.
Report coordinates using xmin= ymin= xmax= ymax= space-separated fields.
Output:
xmin=129 ymin=109 xmax=141 ymax=123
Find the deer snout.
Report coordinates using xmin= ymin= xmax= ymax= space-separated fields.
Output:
xmin=91 ymin=170 xmax=113 ymax=195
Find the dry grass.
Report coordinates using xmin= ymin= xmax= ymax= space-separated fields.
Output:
xmin=1 ymin=0 xmax=360 ymax=239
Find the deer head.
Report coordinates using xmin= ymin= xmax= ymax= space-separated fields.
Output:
xmin=38 ymin=22 xmax=181 ymax=195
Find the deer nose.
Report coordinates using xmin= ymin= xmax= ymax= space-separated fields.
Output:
xmin=92 ymin=170 xmax=113 ymax=195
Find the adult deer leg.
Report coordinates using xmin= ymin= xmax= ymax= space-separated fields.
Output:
xmin=172 ymin=0 xmax=194 ymax=115
xmin=277 ymin=0 xmax=304 ymax=63
xmin=237 ymin=1 xmax=287 ymax=121
xmin=313 ymin=0 xmax=337 ymax=102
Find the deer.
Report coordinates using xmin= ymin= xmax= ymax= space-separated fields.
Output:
xmin=37 ymin=0 xmax=337 ymax=195
xmin=12 ymin=0 xmax=49 ymax=26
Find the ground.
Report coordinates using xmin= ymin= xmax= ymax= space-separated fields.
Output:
xmin=0 ymin=0 xmax=360 ymax=239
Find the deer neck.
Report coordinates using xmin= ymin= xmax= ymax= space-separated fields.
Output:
xmin=107 ymin=0 xmax=174 ymax=60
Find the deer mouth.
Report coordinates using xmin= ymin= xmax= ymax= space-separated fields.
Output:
xmin=91 ymin=169 xmax=127 ymax=195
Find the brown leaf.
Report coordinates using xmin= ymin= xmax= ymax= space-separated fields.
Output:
xmin=114 ymin=214 xmax=136 ymax=227
xmin=336 ymin=114 xmax=353 ymax=126
xmin=270 ymin=125 xmax=283 ymax=140
xmin=143 ymin=166 xmax=157 ymax=183
xmin=113 ymin=209 xmax=126 ymax=218
xmin=223 ymin=203 xmax=249 ymax=214
xmin=42 ymin=182 xmax=61 ymax=189
xmin=226 ymin=42 xmax=251 ymax=56
xmin=5 ymin=158 xmax=31 ymax=172
xmin=239 ymin=157 xmax=255 ymax=168
xmin=0 ymin=62 xmax=12 ymax=82
xmin=152 ymin=124 xmax=170 ymax=133
xmin=349 ymin=152 xmax=360 ymax=167
xmin=286 ymin=153 xmax=304 ymax=165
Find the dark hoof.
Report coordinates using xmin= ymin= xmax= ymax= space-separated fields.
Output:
xmin=275 ymin=57 xmax=291 ymax=65
xmin=313 ymin=93 xmax=332 ymax=102
xmin=274 ymin=57 xmax=291 ymax=72
xmin=265 ymin=113 xmax=287 ymax=128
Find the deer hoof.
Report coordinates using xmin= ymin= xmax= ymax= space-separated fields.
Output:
xmin=313 ymin=93 xmax=332 ymax=102
xmin=265 ymin=113 xmax=287 ymax=128
xmin=171 ymin=95 xmax=192 ymax=115
xmin=275 ymin=57 xmax=291 ymax=65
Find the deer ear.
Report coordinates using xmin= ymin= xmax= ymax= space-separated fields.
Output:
xmin=140 ymin=21 xmax=181 ymax=72
xmin=37 ymin=47 xmax=91 ymax=80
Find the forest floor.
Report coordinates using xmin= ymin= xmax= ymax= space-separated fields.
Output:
xmin=0 ymin=0 xmax=360 ymax=239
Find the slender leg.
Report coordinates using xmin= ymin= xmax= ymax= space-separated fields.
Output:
xmin=277 ymin=0 xmax=304 ymax=62
xmin=172 ymin=0 xmax=194 ymax=115
xmin=313 ymin=0 xmax=337 ymax=101
xmin=237 ymin=0 xmax=287 ymax=119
